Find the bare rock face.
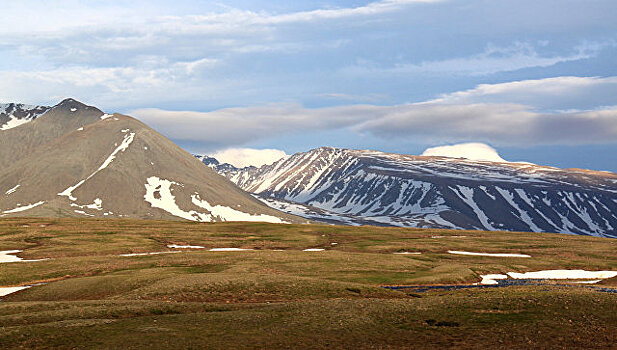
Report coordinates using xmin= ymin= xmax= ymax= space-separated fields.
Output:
xmin=203 ymin=147 xmax=617 ymax=237
xmin=0 ymin=99 xmax=303 ymax=224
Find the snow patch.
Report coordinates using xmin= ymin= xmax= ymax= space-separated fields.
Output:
xmin=0 ymin=117 xmax=30 ymax=130
xmin=191 ymin=193 xmax=286 ymax=223
xmin=303 ymin=248 xmax=325 ymax=252
xmin=100 ymin=114 xmax=113 ymax=120
xmin=571 ymin=280 xmax=602 ymax=284
xmin=478 ymin=274 xmax=508 ymax=285
xmin=144 ymin=177 xmax=211 ymax=222
xmin=0 ymin=250 xmax=47 ymax=263
xmin=0 ymin=286 xmax=31 ymax=297
xmin=209 ymin=248 xmax=253 ymax=252
xmin=119 ymin=251 xmax=181 ymax=257
xmin=507 ymin=270 xmax=617 ymax=280
xmin=448 ymin=250 xmax=531 ymax=258
xmin=5 ymin=185 xmax=20 ymax=195
xmin=167 ymin=244 xmax=205 ymax=249
xmin=85 ymin=198 xmax=103 ymax=210
xmin=478 ymin=269 xmax=617 ymax=285
xmin=2 ymin=201 xmax=45 ymax=214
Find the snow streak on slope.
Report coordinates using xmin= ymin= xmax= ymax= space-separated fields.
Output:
xmin=2 ymin=201 xmax=45 ymax=214
xmin=205 ymin=147 xmax=617 ymax=237
xmin=58 ymin=131 xmax=135 ymax=202
xmin=455 ymin=186 xmax=495 ymax=230
xmin=5 ymin=185 xmax=20 ymax=195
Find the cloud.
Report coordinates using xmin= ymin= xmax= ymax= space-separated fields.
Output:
xmin=353 ymin=103 xmax=617 ymax=145
xmin=131 ymin=76 xmax=617 ymax=148
xmin=343 ymin=42 xmax=602 ymax=76
xmin=421 ymin=143 xmax=507 ymax=162
xmin=211 ymin=148 xmax=288 ymax=168
xmin=1 ymin=1 xmax=616 ymax=112
xmin=0 ymin=58 xmax=221 ymax=107
xmin=434 ymin=76 xmax=617 ymax=111
xmin=131 ymin=103 xmax=382 ymax=148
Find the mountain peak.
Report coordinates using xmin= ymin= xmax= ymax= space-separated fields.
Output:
xmin=50 ymin=98 xmax=103 ymax=116
xmin=57 ymin=97 xmax=83 ymax=105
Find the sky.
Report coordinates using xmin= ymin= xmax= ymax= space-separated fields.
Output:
xmin=1 ymin=0 xmax=617 ymax=170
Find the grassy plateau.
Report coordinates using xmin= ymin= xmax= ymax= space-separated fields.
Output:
xmin=1 ymin=218 xmax=617 ymax=349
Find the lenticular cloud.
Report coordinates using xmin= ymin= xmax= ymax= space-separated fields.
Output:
xmin=421 ymin=143 xmax=507 ymax=162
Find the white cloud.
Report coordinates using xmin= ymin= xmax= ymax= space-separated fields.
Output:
xmin=244 ymin=0 xmax=444 ymax=24
xmin=0 ymin=58 xmax=221 ymax=107
xmin=434 ymin=76 xmax=617 ymax=111
xmin=421 ymin=143 xmax=506 ymax=162
xmin=344 ymin=42 xmax=601 ymax=76
xmin=211 ymin=148 xmax=288 ymax=168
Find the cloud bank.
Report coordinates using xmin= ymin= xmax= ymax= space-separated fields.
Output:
xmin=131 ymin=76 xmax=617 ymax=149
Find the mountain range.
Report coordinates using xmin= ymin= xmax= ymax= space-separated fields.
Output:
xmin=0 ymin=99 xmax=302 ymax=224
xmin=200 ymin=147 xmax=617 ymax=238
xmin=3 ymin=98 xmax=616 ymax=237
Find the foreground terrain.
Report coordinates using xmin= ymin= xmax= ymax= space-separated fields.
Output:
xmin=1 ymin=218 xmax=617 ymax=349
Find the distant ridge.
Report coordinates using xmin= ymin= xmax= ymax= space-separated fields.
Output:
xmin=201 ymin=147 xmax=617 ymax=237
xmin=0 ymin=102 xmax=50 ymax=131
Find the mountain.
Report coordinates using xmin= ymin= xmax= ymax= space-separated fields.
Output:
xmin=0 ymin=103 xmax=50 ymax=130
xmin=0 ymin=99 xmax=303 ymax=223
xmin=201 ymin=147 xmax=617 ymax=237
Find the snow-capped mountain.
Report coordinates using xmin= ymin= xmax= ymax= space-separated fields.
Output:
xmin=0 ymin=99 xmax=303 ymax=224
xmin=201 ymin=147 xmax=617 ymax=237
xmin=0 ymin=103 xmax=50 ymax=130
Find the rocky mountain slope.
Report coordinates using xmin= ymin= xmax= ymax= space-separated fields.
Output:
xmin=0 ymin=99 xmax=303 ymax=223
xmin=202 ymin=147 xmax=617 ymax=237
xmin=0 ymin=103 xmax=50 ymax=131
